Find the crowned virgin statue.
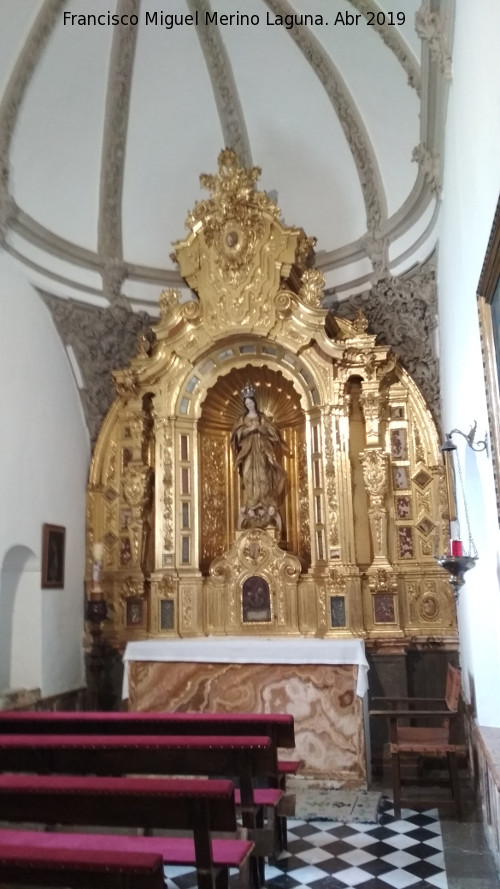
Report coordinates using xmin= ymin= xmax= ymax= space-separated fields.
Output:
xmin=231 ymin=384 xmax=288 ymax=529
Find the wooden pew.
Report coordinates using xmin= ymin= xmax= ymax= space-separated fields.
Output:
xmin=0 ymin=838 xmax=165 ymax=889
xmin=0 ymin=774 xmax=254 ymax=889
xmin=0 ymin=733 xmax=280 ymax=876
xmin=0 ymin=710 xmax=300 ymax=847
xmin=0 ymin=709 xmax=295 ymax=750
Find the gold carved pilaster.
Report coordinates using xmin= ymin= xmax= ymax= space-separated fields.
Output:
xmin=178 ymin=580 xmax=203 ymax=636
xmin=359 ymin=386 xmax=381 ymax=447
xmin=122 ymin=464 xmax=154 ymax=567
xmin=296 ymin=426 xmax=311 ymax=568
xmin=323 ymin=406 xmax=340 ymax=558
xmin=158 ymin=418 xmax=174 ymax=562
xmin=200 ymin=432 xmax=229 ymax=572
xmin=360 ymin=448 xmax=391 ymax=567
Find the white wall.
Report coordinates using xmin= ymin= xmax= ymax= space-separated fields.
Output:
xmin=0 ymin=252 xmax=90 ymax=697
xmin=438 ymin=1 xmax=500 ymax=725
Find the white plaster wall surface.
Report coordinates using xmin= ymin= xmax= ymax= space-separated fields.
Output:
xmin=437 ymin=1 xmax=500 ymax=726
xmin=0 ymin=253 xmax=90 ymax=697
xmin=10 ymin=561 xmax=42 ymax=691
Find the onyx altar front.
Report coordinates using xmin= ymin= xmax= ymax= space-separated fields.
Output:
xmin=123 ymin=637 xmax=369 ymax=784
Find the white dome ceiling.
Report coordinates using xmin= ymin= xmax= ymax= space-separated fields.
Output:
xmin=0 ymin=0 xmax=452 ymax=312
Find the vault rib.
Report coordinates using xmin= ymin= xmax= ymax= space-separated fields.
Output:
xmin=98 ymin=0 xmax=140 ymax=306
xmin=263 ymin=0 xmax=388 ymax=275
xmin=350 ymin=0 xmax=421 ymax=93
xmin=0 ymin=0 xmax=65 ymax=240
xmin=188 ymin=0 xmax=252 ymax=168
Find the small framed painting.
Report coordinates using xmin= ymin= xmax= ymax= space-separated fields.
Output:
xmin=41 ymin=524 xmax=65 ymax=588
xmin=126 ymin=597 xmax=146 ymax=629
xmin=242 ymin=575 xmax=271 ymax=622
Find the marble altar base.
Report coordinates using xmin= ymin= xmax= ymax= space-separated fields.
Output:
xmin=127 ymin=661 xmax=366 ymax=783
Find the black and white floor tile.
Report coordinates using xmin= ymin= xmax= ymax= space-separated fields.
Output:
xmin=164 ymin=799 xmax=448 ymax=889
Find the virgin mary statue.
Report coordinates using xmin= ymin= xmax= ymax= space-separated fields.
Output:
xmin=231 ymin=384 xmax=288 ymax=528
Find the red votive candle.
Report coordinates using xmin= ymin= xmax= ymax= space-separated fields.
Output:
xmin=451 ymin=539 xmax=463 ymax=557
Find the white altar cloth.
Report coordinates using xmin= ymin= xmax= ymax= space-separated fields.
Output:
xmin=122 ymin=637 xmax=369 ymax=699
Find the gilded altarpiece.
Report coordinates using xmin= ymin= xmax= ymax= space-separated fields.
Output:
xmin=86 ymin=150 xmax=457 ymax=652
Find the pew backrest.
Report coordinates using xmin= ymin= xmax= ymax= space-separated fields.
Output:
xmin=0 ymin=732 xmax=277 ymax=829
xmin=0 ymin=835 xmax=165 ymax=889
xmin=0 ymin=709 xmax=295 ymax=748
xmin=0 ymin=773 xmax=239 ymax=832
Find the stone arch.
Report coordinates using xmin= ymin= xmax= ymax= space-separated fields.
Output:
xmin=0 ymin=545 xmax=41 ymax=695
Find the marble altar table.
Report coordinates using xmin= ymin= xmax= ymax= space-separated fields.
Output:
xmin=122 ymin=637 xmax=369 ymax=782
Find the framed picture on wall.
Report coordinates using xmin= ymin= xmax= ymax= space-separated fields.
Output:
xmin=41 ymin=523 xmax=65 ymax=588
xmin=477 ymin=193 xmax=500 ymax=525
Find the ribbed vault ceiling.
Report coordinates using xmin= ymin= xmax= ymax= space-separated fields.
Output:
xmin=0 ymin=0 xmax=452 ymax=313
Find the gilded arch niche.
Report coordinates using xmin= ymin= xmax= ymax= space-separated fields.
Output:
xmin=198 ymin=364 xmax=306 ymax=572
xmin=86 ymin=150 xmax=457 ymax=648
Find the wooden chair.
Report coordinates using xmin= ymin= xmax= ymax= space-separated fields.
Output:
xmin=370 ymin=663 xmax=466 ymax=818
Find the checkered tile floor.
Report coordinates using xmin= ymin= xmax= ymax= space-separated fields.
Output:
xmin=164 ymin=799 xmax=448 ymax=889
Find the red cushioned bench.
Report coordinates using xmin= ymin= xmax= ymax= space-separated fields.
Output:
xmin=0 ymin=709 xmax=301 ymax=849
xmin=0 ymin=774 xmax=254 ymax=889
xmin=0 ymin=838 xmax=165 ymax=889
xmin=0 ymin=733 xmax=279 ymax=880
xmin=0 ymin=710 xmax=296 ymax=750
xmin=0 ymin=710 xmax=299 ymax=779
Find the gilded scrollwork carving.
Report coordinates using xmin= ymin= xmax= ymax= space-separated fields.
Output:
xmin=206 ymin=529 xmax=301 ymax=633
xmin=296 ymin=429 xmax=311 ymax=567
xmin=361 ymin=448 xmax=388 ymax=508
xmin=413 ymin=424 xmax=426 ymax=464
xmin=122 ymin=463 xmax=154 ymax=565
xmin=323 ymin=408 xmax=339 ymax=553
xmin=200 ymin=434 xmax=227 ymax=567
xmin=158 ymin=573 xmax=177 ymax=595
xmin=122 ymin=464 xmax=153 ymax=511
xmin=173 ymin=150 xmax=315 ymax=338
xmin=326 ymin=569 xmax=347 ymax=597
xmin=368 ymin=568 xmax=398 ymax=596
xmin=121 ymin=576 xmax=145 ymax=599
xmin=161 ymin=421 xmax=174 ymax=554
xmin=186 ymin=149 xmax=273 ymax=286
xmin=361 ymin=448 xmax=391 ymax=566
xmin=294 ymin=232 xmax=316 ymax=270
xmin=299 ymin=268 xmax=324 ymax=307
xmin=137 ymin=328 xmax=156 ymax=357
xmin=359 ymin=389 xmax=380 ymax=443
xmin=104 ymin=442 xmax=117 ymax=485
xmin=182 ymin=589 xmax=194 ymax=628
xmin=241 ymin=532 xmax=266 ymax=565
xmin=275 ymin=292 xmax=293 ymax=318
xmin=114 ymin=369 xmax=140 ymax=398
xmin=159 ymin=288 xmax=180 ymax=321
